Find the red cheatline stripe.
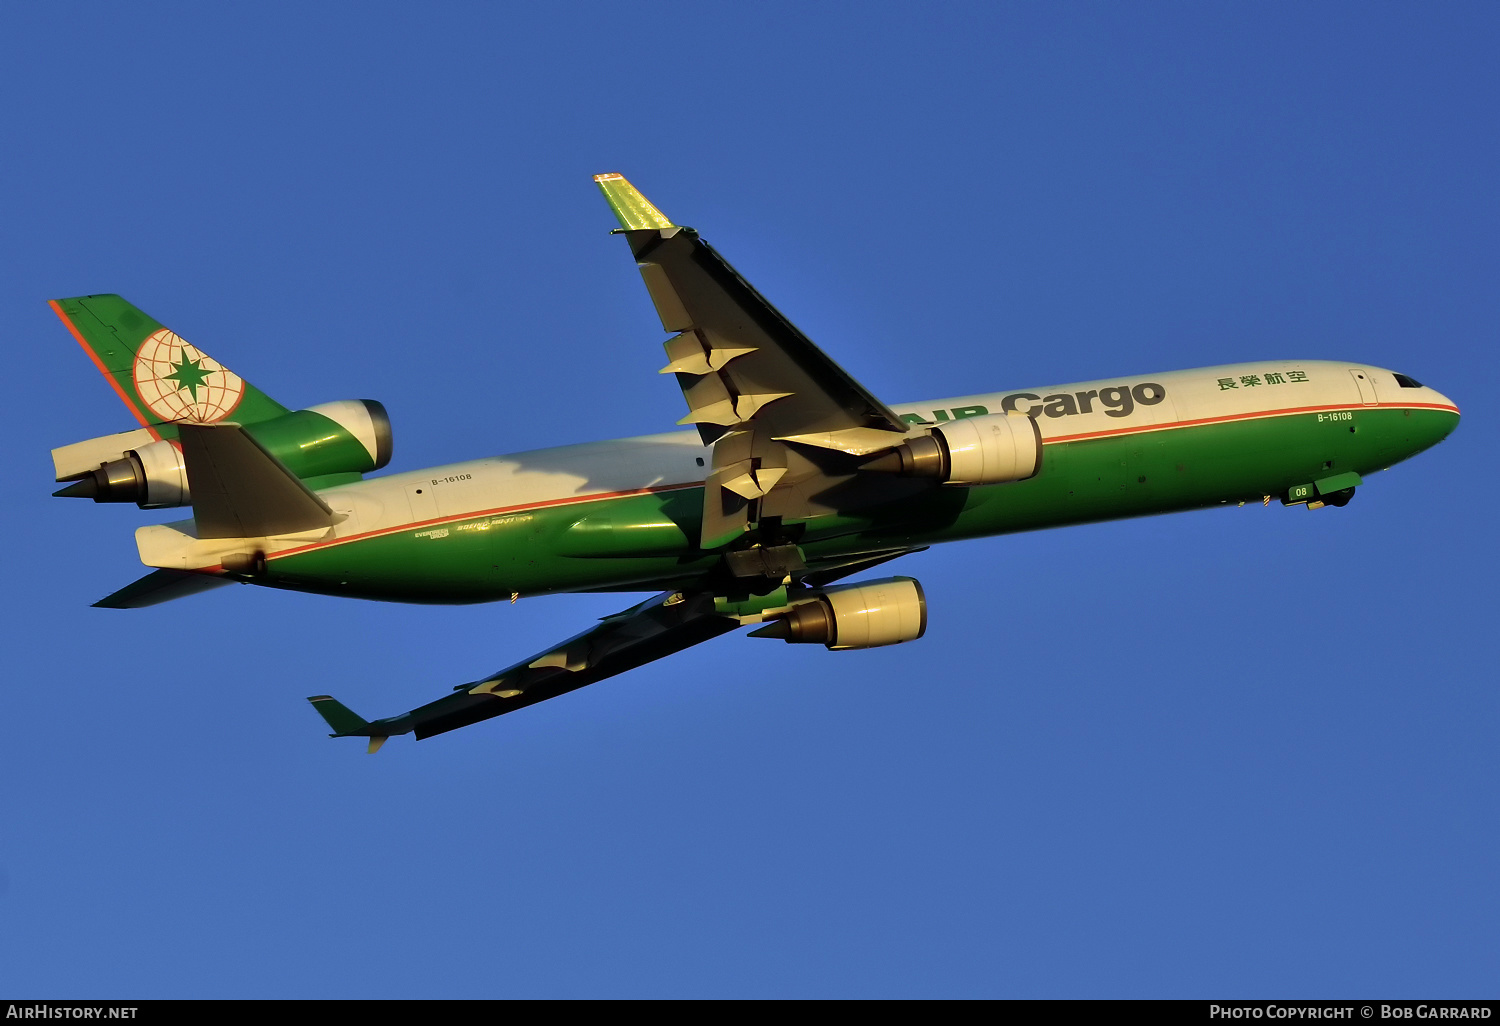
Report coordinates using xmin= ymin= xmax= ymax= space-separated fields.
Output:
xmin=48 ymin=300 xmax=161 ymax=439
xmin=1047 ymin=401 xmax=1459 ymax=444
xmin=219 ymin=401 xmax=1458 ymax=568
xmin=263 ymin=480 xmax=704 ymax=563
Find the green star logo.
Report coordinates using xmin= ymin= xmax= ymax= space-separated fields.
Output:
xmin=163 ymin=352 xmax=212 ymax=400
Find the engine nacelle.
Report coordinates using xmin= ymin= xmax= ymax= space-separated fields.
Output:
xmin=54 ymin=399 xmax=392 ymax=508
xmin=868 ymin=412 xmax=1041 ymax=486
xmin=751 ymin=576 xmax=928 ymax=650
xmin=88 ymin=438 xmax=190 ymax=507
xmin=250 ymin=400 xmax=393 ymax=479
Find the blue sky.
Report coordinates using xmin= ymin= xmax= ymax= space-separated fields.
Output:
xmin=1 ymin=1 xmax=1495 ymax=998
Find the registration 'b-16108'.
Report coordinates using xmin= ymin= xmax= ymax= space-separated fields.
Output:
xmin=49 ymin=175 xmax=1461 ymax=751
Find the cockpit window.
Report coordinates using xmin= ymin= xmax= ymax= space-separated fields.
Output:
xmin=1393 ymin=373 xmax=1423 ymax=388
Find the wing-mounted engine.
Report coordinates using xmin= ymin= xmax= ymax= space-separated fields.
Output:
xmin=749 ymin=576 xmax=927 ymax=650
xmin=864 ymin=411 xmax=1042 ymax=486
xmin=53 ymin=399 xmax=392 ymax=507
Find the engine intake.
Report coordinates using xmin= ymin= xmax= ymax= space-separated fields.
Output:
xmin=867 ymin=411 xmax=1041 ymax=486
xmin=750 ymin=576 xmax=927 ymax=650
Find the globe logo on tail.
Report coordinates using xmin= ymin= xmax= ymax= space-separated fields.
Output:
xmin=132 ymin=328 xmax=245 ymax=423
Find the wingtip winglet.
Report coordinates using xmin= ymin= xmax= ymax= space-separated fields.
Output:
xmin=307 ymin=695 xmax=402 ymax=752
xmin=594 ymin=173 xmax=677 ymax=231
xmin=307 ymin=695 xmax=370 ymax=737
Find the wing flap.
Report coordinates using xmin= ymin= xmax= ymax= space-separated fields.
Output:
xmin=627 ymin=229 xmax=908 ymax=440
xmin=595 ymin=175 xmax=906 ymax=440
xmin=596 ymin=175 xmax=916 ymax=552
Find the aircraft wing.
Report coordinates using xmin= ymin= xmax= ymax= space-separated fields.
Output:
xmin=307 ymin=546 xmax=926 ymax=750
xmin=305 ymin=179 xmax=941 ymax=750
xmin=308 ymin=589 xmax=743 ymax=751
xmin=596 ymin=174 xmax=917 ymax=549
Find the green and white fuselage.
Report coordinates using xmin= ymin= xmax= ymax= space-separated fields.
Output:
xmin=49 ymin=174 xmax=1459 ymax=747
xmin=137 ymin=359 xmax=1458 ymax=603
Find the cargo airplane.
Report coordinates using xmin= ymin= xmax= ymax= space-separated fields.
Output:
xmin=49 ymin=175 xmax=1460 ymax=750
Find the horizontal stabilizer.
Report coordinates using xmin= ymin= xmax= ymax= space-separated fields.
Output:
xmin=93 ymin=568 xmax=235 ymax=608
xmin=179 ymin=423 xmax=339 ymax=539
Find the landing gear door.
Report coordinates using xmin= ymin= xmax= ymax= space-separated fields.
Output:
xmin=1349 ymin=369 xmax=1379 ymax=405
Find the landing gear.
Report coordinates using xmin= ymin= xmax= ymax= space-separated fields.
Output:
xmin=1284 ymin=483 xmax=1357 ymax=509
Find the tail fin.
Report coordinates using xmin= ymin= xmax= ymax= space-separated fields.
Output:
xmin=50 ymin=295 xmax=289 ymax=433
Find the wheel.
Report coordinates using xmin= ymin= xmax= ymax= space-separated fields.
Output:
xmin=1323 ymin=487 xmax=1355 ymax=507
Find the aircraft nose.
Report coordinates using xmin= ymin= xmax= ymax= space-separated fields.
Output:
xmin=1423 ymin=384 xmax=1461 ymax=443
xmin=1429 ymin=385 xmax=1460 ymax=419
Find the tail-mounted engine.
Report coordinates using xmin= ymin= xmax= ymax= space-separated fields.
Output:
xmin=53 ymin=399 xmax=392 ymax=508
xmin=750 ymin=576 xmax=927 ymax=650
xmin=866 ymin=411 xmax=1041 ymax=486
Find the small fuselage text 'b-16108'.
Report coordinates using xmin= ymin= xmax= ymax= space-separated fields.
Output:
xmin=49 ymin=175 xmax=1460 ymax=751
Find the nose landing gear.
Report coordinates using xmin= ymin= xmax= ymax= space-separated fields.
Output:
xmin=1283 ymin=476 xmax=1360 ymax=510
xmin=1306 ymin=487 xmax=1355 ymax=510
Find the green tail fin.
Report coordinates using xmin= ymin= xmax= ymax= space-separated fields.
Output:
xmin=50 ymin=294 xmax=289 ymax=434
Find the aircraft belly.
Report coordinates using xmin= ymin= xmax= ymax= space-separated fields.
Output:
xmin=827 ymin=407 xmax=1452 ymax=553
xmin=252 ymin=406 xmax=1453 ymax=605
xmin=263 ymin=485 xmax=715 ymax=604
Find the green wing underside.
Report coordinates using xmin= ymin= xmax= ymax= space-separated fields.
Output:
xmin=310 ymin=590 xmax=742 ymax=746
